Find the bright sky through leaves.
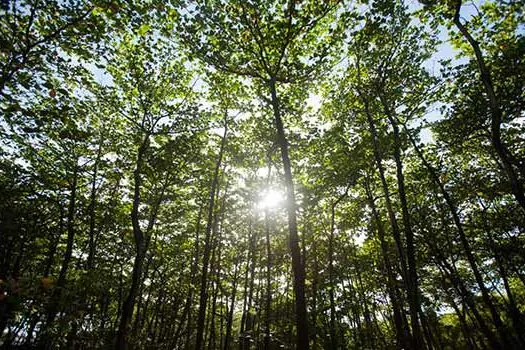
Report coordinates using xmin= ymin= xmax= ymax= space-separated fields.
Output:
xmin=257 ymin=189 xmax=284 ymax=210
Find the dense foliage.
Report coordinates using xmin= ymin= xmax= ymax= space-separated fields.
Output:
xmin=1 ymin=0 xmax=524 ymax=349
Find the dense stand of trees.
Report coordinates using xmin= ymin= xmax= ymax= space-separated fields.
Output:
xmin=1 ymin=0 xmax=524 ymax=349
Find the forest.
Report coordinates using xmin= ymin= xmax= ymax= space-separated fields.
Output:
xmin=1 ymin=0 xmax=524 ymax=349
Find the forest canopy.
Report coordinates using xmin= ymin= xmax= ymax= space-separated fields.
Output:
xmin=1 ymin=0 xmax=524 ymax=349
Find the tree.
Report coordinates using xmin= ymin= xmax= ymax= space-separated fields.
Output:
xmin=1 ymin=0 xmax=524 ymax=349
xmin=179 ymin=1 xmax=344 ymax=347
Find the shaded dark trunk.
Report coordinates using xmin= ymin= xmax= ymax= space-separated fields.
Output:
xmin=358 ymin=84 xmax=410 ymax=311
xmin=480 ymin=205 xmax=525 ymax=347
xmin=418 ymin=210 xmax=502 ymax=349
xmin=268 ymin=76 xmax=309 ymax=350
xmin=87 ymin=135 xmax=104 ymax=270
xmin=239 ymin=219 xmax=256 ymax=350
xmin=452 ymin=0 xmax=525 ymax=213
xmin=328 ymin=189 xmax=348 ymax=350
xmin=41 ymin=163 xmax=78 ymax=348
xmin=311 ymin=226 xmax=319 ymax=349
xmin=224 ymin=261 xmax=240 ymax=350
xmin=195 ymin=119 xmax=228 ymax=350
xmin=264 ymin=207 xmax=272 ymax=350
xmin=176 ymin=208 xmax=203 ymax=348
xmin=365 ymin=176 xmax=409 ymax=349
xmin=380 ymin=95 xmax=423 ymax=348
xmin=406 ymin=124 xmax=507 ymax=348
xmin=116 ymin=134 xmax=150 ymax=350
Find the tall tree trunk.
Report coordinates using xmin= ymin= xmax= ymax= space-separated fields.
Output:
xmin=404 ymin=123 xmax=508 ymax=348
xmin=239 ymin=219 xmax=252 ymax=337
xmin=379 ymin=94 xmax=424 ymax=348
xmin=264 ymin=207 xmax=272 ymax=350
xmin=356 ymin=262 xmax=374 ymax=349
xmin=41 ymin=161 xmax=78 ymax=349
xmin=208 ymin=179 xmax=228 ymax=350
xmin=239 ymin=219 xmax=257 ymax=350
xmin=195 ymin=118 xmax=228 ymax=350
xmin=310 ymin=225 xmax=319 ymax=350
xmin=263 ymin=162 xmax=273 ymax=350
xmin=418 ymin=209 xmax=502 ymax=349
xmin=448 ymin=295 xmax=476 ymax=350
xmin=328 ymin=188 xmax=348 ymax=350
xmin=43 ymin=207 xmax=63 ymax=278
xmin=132 ymin=250 xmax=155 ymax=340
xmin=207 ymin=248 xmax=220 ymax=350
xmin=365 ymin=176 xmax=409 ymax=349
xmin=116 ymin=134 xmax=150 ymax=350
xmin=87 ymin=134 xmax=104 ymax=270
xmin=480 ymin=205 xmax=525 ymax=347
xmin=268 ymin=76 xmax=309 ymax=350
xmin=358 ymin=83 xmax=410 ymax=315
xmin=224 ymin=260 xmax=240 ymax=350
xmin=451 ymin=0 xmax=525 ymax=213
xmin=176 ymin=208 xmax=203 ymax=348
xmin=57 ymin=163 xmax=78 ymax=292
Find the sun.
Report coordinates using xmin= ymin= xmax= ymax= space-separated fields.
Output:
xmin=257 ymin=189 xmax=284 ymax=210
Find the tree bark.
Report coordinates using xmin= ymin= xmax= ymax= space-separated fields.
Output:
xmin=379 ymin=94 xmax=424 ymax=348
xmin=87 ymin=134 xmax=104 ymax=270
xmin=417 ymin=207 xmax=502 ymax=349
xmin=452 ymin=0 xmax=525 ymax=213
xmin=405 ymin=123 xmax=508 ymax=348
xmin=41 ymin=162 xmax=78 ymax=349
xmin=360 ymin=92 xmax=417 ymax=349
xmin=224 ymin=260 xmax=240 ymax=350
xmin=264 ymin=206 xmax=272 ymax=350
xmin=176 ymin=208 xmax=203 ymax=349
xmin=116 ymin=134 xmax=150 ymax=350
xmin=195 ymin=118 xmax=228 ymax=350
xmin=328 ymin=189 xmax=348 ymax=350
xmin=268 ymin=76 xmax=309 ymax=350
xmin=365 ymin=177 xmax=409 ymax=350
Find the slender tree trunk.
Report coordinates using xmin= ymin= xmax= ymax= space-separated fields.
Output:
xmin=452 ymin=0 xmax=525 ymax=212
xmin=224 ymin=261 xmax=240 ymax=350
xmin=480 ymin=205 xmax=525 ymax=346
xmin=87 ymin=134 xmax=104 ymax=270
xmin=195 ymin=118 xmax=228 ymax=350
xmin=448 ymin=295 xmax=476 ymax=350
xmin=359 ymin=86 xmax=410 ymax=304
xmin=268 ymin=76 xmax=309 ymax=350
xmin=263 ymin=162 xmax=273 ymax=350
xmin=207 ymin=253 xmax=220 ymax=350
xmin=405 ymin=124 xmax=508 ymax=348
xmin=419 ymin=212 xmax=502 ymax=349
xmin=240 ymin=219 xmax=257 ymax=350
xmin=176 ymin=208 xmax=203 ymax=348
xmin=310 ymin=225 xmax=319 ymax=350
xmin=380 ymin=94 xmax=424 ymax=348
xmin=132 ymin=251 xmax=155 ymax=340
xmin=365 ymin=177 xmax=410 ymax=349
xmin=41 ymin=162 xmax=78 ymax=349
xmin=239 ymin=219 xmax=252 ymax=339
xmin=208 ymin=180 xmax=228 ymax=350
xmin=328 ymin=190 xmax=348 ymax=350
xmin=57 ymin=164 xmax=78 ymax=291
xmin=264 ymin=207 xmax=272 ymax=350
xmin=43 ymin=208 xmax=63 ymax=278
xmin=116 ymin=134 xmax=150 ymax=350
xmin=356 ymin=263 xmax=374 ymax=349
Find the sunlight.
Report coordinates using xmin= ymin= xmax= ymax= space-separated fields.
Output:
xmin=257 ymin=189 xmax=284 ymax=210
